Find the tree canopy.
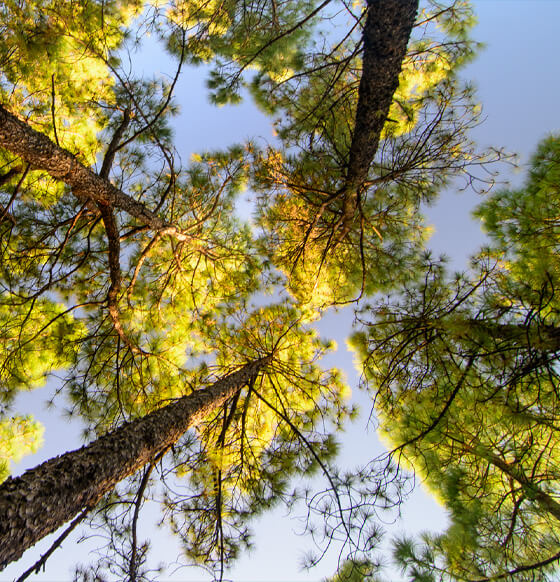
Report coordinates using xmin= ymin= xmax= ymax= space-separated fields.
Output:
xmin=0 ymin=1 xmax=549 ymax=581
xmin=351 ymin=136 xmax=560 ymax=581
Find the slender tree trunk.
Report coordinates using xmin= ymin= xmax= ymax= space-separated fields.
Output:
xmin=0 ymin=357 xmax=270 ymax=570
xmin=340 ymin=0 xmax=419 ymax=230
xmin=346 ymin=0 xmax=419 ymax=186
xmin=0 ymin=104 xmax=188 ymax=241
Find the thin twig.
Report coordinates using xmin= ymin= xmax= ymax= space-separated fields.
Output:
xmin=51 ymin=74 xmax=60 ymax=147
xmin=128 ymin=463 xmax=155 ymax=582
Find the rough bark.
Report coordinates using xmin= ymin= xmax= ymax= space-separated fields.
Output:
xmin=340 ymin=0 xmax=419 ymax=230
xmin=0 ymin=104 xmax=188 ymax=241
xmin=346 ymin=0 xmax=419 ymax=187
xmin=0 ymin=357 xmax=270 ymax=569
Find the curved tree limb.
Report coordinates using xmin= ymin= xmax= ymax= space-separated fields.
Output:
xmin=97 ymin=201 xmax=145 ymax=356
xmin=0 ymin=104 xmax=189 ymax=241
xmin=100 ymin=109 xmax=131 ymax=180
xmin=470 ymin=550 xmax=560 ymax=582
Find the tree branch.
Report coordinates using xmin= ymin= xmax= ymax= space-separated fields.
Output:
xmin=97 ymin=202 xmax=144 ymax=356
xmin=470 ymin=550 xmax=560 ymax=582
xmin=14 ymin=506 xmax=91 ymax=582
xmin=100 ymin=109 xmax=131 ymax=180
xmin=128 ymin=463 xmax=154 ymax=582
xmin=0 ymin=104 xmax=189 ymax=241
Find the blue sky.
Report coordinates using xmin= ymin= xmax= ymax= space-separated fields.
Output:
xmin=3 ymin=2 xmax=560 ymax=581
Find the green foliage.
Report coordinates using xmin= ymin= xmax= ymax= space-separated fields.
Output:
xmin=0 ymin=415 xmax=43 ymax=483
xmin=351 ymin=137 xmax=560 ymax=581
xmin=0 ymin=2 xmax=355 ymax=560
xmin=0 ymin=298 xmax=83 ymax=404
xmin=158 ymin=302 xmax=352 ymax=570
xmin=0 ymin=294 xmax=82 ymax=476
xmin=177 ymin=0 xmax=315 ymax=104
xmin=253 ymin=146 xmax=431 ymax=308
xmin=475 ymin=135 xmax=560 ymax=295
xmin=325 ymin=558 xmax=382 ymax=582
xmin=251 ymin=1 xmax=491 ymax=308
xmin=0 ymin=0 xmax=141 ymax=162
xmin=0 ymin=0 xmax=515 ymax=578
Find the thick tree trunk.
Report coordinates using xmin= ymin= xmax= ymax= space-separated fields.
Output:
xmin=0 ymin=357 xmax=270 ymax=570
xmin=0 ymin=104 xmax=188 ymax=241
xmin=340 ymin=0 xmax=419 ymax=230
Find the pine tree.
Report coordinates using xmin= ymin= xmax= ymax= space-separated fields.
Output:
xmin=253 ymin=0 xmax=487 ymax=307
xmin=0 ymin=358 xmax=269 ymax=569
xmin=351 ymin=136 xmax=560 ymax=581
xmin=0 ymin=0 xmax=490 ymax=577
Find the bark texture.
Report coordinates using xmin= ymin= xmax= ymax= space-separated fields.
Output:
xmin=0 ymin=104 xmax=188 ymax=241
xmin=346 ymin=0 xmax=419 ymax=188
xmin=340 ymin=0 xmax=419 ymax=230
xmin=0 ymin=357 xmax=270 ymax=569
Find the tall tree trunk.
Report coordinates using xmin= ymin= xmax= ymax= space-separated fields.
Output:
xmin=0 ymin=357 xmax=270 ymax=570
xmin=340 ymin=0 xmax=419 ymax=232
xmin=0 ymin=104 xmax=188 ymax=241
